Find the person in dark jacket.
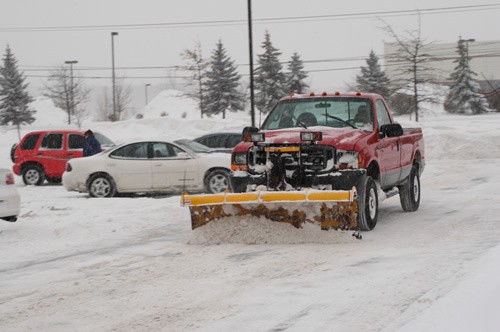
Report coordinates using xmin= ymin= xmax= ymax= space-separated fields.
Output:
xmin=83 ymin=130 xmax=102 ymax=157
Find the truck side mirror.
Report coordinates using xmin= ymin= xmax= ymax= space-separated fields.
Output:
xmin=242 ymin=126 xmax=259 ymax=142
xmin=379 ymin=123 xmax=403 ymax=138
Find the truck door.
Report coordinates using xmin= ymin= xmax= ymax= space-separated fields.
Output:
xmin=375 ymin=100 xmax=401 ymax=188
xmin=38 ymin=133 xmax=67 ymax=178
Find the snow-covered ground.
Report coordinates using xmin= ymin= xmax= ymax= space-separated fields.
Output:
xmin=1 ymin=90 xmax=500 ymax=331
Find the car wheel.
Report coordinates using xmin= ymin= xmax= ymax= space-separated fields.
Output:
xmin=22 ymin=165 xmax=45 ymax=186
xmin=46 ymin=177 xmax=62 ymax=185
xmin=399 ymin=165 xmax=421 ymax=212
xmin=10 ymin=144 xmax=17 ymax=163
xmin=205 ymin=169 xmax=230 ymax=194
xmin=357 ymin=176 xmax=378 ymax=231
xmin=2 ymin=216 xmax=17 ymax=222
xmin=88 ymin=174 xmax=116 ymax=198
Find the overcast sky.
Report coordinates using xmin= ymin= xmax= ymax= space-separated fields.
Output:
xmin=1 ymin=0 xmax=499 ymax=111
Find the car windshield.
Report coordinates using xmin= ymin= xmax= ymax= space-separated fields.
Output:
xmin=94 ymin=133 xmax=115 ymax=146
xmin=174 ymin=139 xmax=212 ymax=154
xmin=261 ymin=97 xmax=374 ymax=131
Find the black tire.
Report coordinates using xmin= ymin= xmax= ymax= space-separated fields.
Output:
xmin=46 ymin=177 xmax=62 ymax=185
xmin=10 ymin=144 xmax=17 ymax=163
xmin=22 ymin=165 xmax=45 ymax=186
xmin=357 ymin=176 xmax=378 ymax=231
xmin=399 ymin=165 xmax=421 ymax=212
xmin=205 ymin=169 xmax=230 ymax=194
xmin=2 ymin=216 xmax=17 ymax=222
xmin=88 ymin=174 xmax=116 ymax=198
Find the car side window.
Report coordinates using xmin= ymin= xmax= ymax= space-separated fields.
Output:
xmin=40 ymin=134 xmax=63 ymax=150
xmin=152 ymin=142 xmax=171 ymax=158
xmin=68 ymin=134 xmax=85 ymax=149
xmin=202 ymin=136 xmax=219 ymax=148
xmin=375 ymin=100 xmax=392 ymax=128
xmin=21 ymin=134 xmax=40 ymax=150
xmin=228 ymin=134 xmax=241 ymax=148
xmin=111 ymin=143 xmax=148 ymax=159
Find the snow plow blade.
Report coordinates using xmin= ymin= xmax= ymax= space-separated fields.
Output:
xmin=181 ymin=188 xmax=358 ymax=230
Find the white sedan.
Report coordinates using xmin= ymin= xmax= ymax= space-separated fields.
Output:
xmin=62 ymin=139 xmax=232 ymax=197
xmin=0 ymin=168 xmax=20 ymax=222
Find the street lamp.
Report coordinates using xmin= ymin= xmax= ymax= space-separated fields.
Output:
xmin=111 ymin=31 xmax=119 ymax=121
xmin=64 ymin=60 xmax=78 ymax=125
xmin=145 ymin=83 xmax=151 ymax=106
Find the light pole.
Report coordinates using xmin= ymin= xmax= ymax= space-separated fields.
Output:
xmin=64 ymin=60 xmax=78 ymax=125
xmin=247 ymin=0 xmax=255 ymax=127
xmin=145 ymin=83 xmax=151 ymax=106
xmin=111 ymin=31 xmax=119 ymax=121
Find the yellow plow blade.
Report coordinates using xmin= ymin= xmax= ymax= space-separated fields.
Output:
xmin=181 ymin=188 xmax=358 ymax=231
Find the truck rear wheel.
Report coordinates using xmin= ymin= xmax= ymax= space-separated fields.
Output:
xmin=22 ymin=165 xmax=45 ymax=186
xmin=399 ymin=165 xmax=420 ymax=212
xmin=357 ymin=176 xmax=378 ymax=231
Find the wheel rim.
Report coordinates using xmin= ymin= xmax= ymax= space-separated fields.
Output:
xmin=209 ymin=174 xmax=229 ymax=193
xmin=25 ymin=169 xmax=40 ymax=185
xmin=368 ymin=187 xmax=377 ymax=220
xmin=412 ymin=174 xmax=420 ymax=202
xmin=90 ymin=177 xmax=111 ymax=197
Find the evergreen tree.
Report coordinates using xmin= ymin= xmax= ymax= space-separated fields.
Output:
xmin=0 ymin=45 xmax=35 ymax=139
xmin=355 ymin=50 xmax=391 ymax=99
xmin=203 ymin=40 xmax=244 ymax=119
xmin=254 ymin=31 xmax=287 ymax=115
xmin=444 ymin=39 xmax=489 ymax=114
xmin=287 ymin=52 xmax=309 ymax=94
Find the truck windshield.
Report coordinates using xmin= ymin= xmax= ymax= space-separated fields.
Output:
xmin=261 ymin=97 xmax=374 ymax=131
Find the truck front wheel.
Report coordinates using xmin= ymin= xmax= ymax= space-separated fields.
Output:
xmin=399 ymin=165 xmax=420 ymax=212
xmin=357 ymin=176 xmax=378 ymax=231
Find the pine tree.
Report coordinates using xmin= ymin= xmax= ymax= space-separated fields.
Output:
xmin=254 ymin=31 xmax=287 ymax=115
xmin=0 ymin=45 xmax=35 ymax=139
xmin=355 ymin=50 xmax=391 ymax=99
xmin=287 ymin=52 xmax=309 ymax=94
xmin=444 ymin=39 xmax=489 ymax=114
xmin=203 ymin=40 xmax=244 ymax=119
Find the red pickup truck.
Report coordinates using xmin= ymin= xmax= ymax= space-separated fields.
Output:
xmin=229 ymin=92 xmax=425 ymax=231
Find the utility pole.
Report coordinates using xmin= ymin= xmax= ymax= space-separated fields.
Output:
xmin=111 ymin=32 xmax=119 ymax=121
xmin=247 ymin=0 xmax=256 ymax=127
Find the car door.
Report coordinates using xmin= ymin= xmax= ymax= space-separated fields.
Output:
xmin=108 ymin=142 xmax=153 ymax=191
xmin=151 ymin=142 xmax=199 ymax=191
xmin=38 ymin=133 xmax=67 ymax=178
xmin=375 ymin=99 xmax=401 ymax=188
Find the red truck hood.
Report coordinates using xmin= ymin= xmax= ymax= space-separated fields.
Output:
xmin=234 ymin=127 xmax=371 ymax=152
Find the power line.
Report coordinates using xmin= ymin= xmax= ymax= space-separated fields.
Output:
xmin=1 ymin=4 xmax=499 ymax=32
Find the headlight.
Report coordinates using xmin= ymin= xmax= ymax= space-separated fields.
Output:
xmin=231 ymin=152 xmax=248 ymax=171
xmin=232 ymin=153 xmax=247 ymax=165
xmin=336 ymin=150 xmax=359 ymax=169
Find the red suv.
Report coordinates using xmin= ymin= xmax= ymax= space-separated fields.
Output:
xmin=11 ymin=130 xmax=114 ymax=185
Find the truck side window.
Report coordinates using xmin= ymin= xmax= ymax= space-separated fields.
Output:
xmin=68 ymin=134 xmax=85 ymax=149
xmin=41 ymin=134 xmax=63 ymax=150
xmin=21 ymin=134 xmax=40 ymax=150
xmin=375 ymin=100 xmax=391 ymax=128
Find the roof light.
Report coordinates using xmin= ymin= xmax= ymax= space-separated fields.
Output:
xmin=309 ymin=92 xmax=315 ymax=96
xmin=322 ymin=91 xmax=327 ymax=96
xmin=334 ymin=91 xmax=340 ymax=96
xmin=356 ymin=91 xmax=361 ymax=96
